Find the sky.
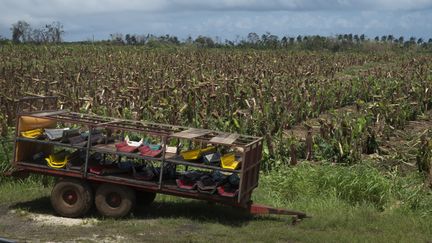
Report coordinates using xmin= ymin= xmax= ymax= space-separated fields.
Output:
xmin=1 ymin=0 xmax=432 ymax=42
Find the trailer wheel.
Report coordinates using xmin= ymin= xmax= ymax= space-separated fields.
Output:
xmin=50 ymin=178 xmax=93 ymax=218
xmin=136 ymin=191 xmax=156 ymax=205
xmin=95 ymin=183 xmax=136 ymax=218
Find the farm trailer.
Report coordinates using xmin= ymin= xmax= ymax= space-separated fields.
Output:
xmin=5 ymin=96 xmax=307 ymax=221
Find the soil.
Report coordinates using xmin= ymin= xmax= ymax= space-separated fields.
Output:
xmin=0 ymin=197 xmax=134 ymax=242
xmin=0 ymin=196 xmax=251 ymax=242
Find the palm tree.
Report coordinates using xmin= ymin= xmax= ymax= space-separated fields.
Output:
xmin=387 ymin=35 xmax=394 ymax=43
xmin=296 ymin=35 xmax=302 ymax=43
xmin=353 ymin=34 xmax=359 ymax=43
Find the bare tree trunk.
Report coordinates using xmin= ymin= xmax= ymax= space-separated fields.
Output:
xmin=265 ymin=133 xmax=275 ymax=158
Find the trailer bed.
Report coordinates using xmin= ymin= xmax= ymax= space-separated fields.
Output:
xmin=12 ymin=97 xmax=263 ymax=208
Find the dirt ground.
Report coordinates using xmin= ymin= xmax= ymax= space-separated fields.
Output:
xmin=0 ymin=195 xmax=259 ymax=242
xmin=0 ymin=199 xmax=119 ymax=242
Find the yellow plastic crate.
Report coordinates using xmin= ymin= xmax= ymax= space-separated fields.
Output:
xmin=21 ymin=128 xmax=43 ymax=138
xmin=221 ymin=153 xmax=240 ymax=170
xmin=45 ymin=154 xmax=68 ymax=169
xmin=181 ymin=146 xmax=215 ymax=161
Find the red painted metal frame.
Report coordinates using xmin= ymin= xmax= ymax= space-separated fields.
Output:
xmin=14 ymin=162 xmax=242 ymax=206
xmin=249 ymin=203 xmax=308 ymax=218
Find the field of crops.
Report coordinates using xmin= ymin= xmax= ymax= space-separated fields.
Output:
xmin=1 ymin=45 xmax=431 ymax=164
xmin=1 ymin=44 xmax=432 ymax=241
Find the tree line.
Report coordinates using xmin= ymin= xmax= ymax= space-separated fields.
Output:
xmin=105 ymin=32 xmax=432 ymax=51
xmin=9 ymin=20 xmax=64 ymax=44
xmin=3 ymin=20 xmax=432 ymax=51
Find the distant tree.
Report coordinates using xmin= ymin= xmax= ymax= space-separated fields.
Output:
xmin=10 ymin=20 xmax=31 ymax=43
xmin=194 ymin=35 xmax=214 ymax=47
xmin=163 ymin=34 xmax=179 ymax=45
xmin=266 ymin=33 xmax=279 ymax=48
xmin=387 ymin=35 xmax=394 ymax=43
xmin=31 ymin=28 xmax=47 ymax=43
xmin=374 ymin=36 xmax=379 ymax=42
xmin=398 ymin=36 xmax=404 ymax=43
xmin=428 ymin=38 xmax=432 ymax=44
xmin=353 ymin=34 xmax=359 ymax=43
xmin=45 ymin=21 xmax=64 ymax=43
xmin=138 ymin=34 xmax=149 ymax=44
xmin=125 ymin=34 xmax=131 ymax=44
xmin=247 ymin=32 xmax=260 ymax=44
xmin=360 ymin=34 xmax=365 ymax=42
xmin=381 ymin=35 xmax=387 ymax=42
xmin=281 ymin=36 xmax=288 ymax=47
xmin=130 ymin=35 xmax=137 ymax=44
xmin=225 ymin=39 xmax=234 ymax=46
xmin=289 ymin=37 xmax=295 ymax=45
xmin=110 ymin=33 xmax=124 ymax=44
xmin=10 ymin=20 xmax=64 ymax=44
xmin=417 ymin=38 xmax=424 ymax=44
xmin=185 ymin=36 xmax=193 ymax=44
xmin=261 ymin=33 xmax=268 ymax=45
xmin=296 ymin=35 xmax=302 ymax=43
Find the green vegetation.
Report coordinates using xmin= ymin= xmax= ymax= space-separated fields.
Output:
xmin=0 ymin=43 xmax=431 ymax=241
xmin=1 ymin=165 xmax=432 ymax=242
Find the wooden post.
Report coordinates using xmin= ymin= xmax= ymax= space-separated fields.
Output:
xmin=290 ymin=143 xmax=297 ymax=166
xmin=306 ymin=128 xmax=313 ymax=161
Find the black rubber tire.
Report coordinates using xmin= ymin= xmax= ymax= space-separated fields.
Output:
xmin=50 ymin=178 xmax=93 ymax=218
xmin=136 ymin=191 xmax=156 ymax=206
xmin=95 ymin=183 xmax=136 ymax=218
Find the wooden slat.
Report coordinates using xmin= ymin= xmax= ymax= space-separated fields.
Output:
xmin=171 ymin=128 xmax=211 ymax=139
xmin=209 ymin=133 xmax=240 ymax=145
xmin=26 ymin=110 xmax=68 ymax=117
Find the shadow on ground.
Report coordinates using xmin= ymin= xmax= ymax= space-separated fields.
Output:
xmin=10 ymin=196 xmax=284 ymax=227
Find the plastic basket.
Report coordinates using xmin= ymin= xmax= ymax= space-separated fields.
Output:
xmin=221 ymin=153 xmax=240 ymax=170
xmin=21 ymin=128 xmax=43 ymax=138
xmin=180 ymin=146 xmax=215 ymax=161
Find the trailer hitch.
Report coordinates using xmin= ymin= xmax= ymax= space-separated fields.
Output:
xmin=249 ymin=203 xmax=309 ymax=224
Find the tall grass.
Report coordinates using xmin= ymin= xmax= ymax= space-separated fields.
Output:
xmin=260 ymin=162 xmax=432 ymax=214
xmin=0 ymin=137 xmax=13 ymax=176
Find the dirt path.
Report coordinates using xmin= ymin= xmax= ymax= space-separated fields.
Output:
xmin=0 ymin=195 xmax=256 ymax=242
xmin=0 ymin=201 xmax=110 ymax=242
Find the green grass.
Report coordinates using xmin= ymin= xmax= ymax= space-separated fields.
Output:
xmin=0 ymin=131 xmax=14 ymax=175
xmin=1 ymin=163 xmax=432 ymax=242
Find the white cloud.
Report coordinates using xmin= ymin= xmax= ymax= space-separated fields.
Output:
xmin=0 ymin=0 xmax=431 ymax=40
